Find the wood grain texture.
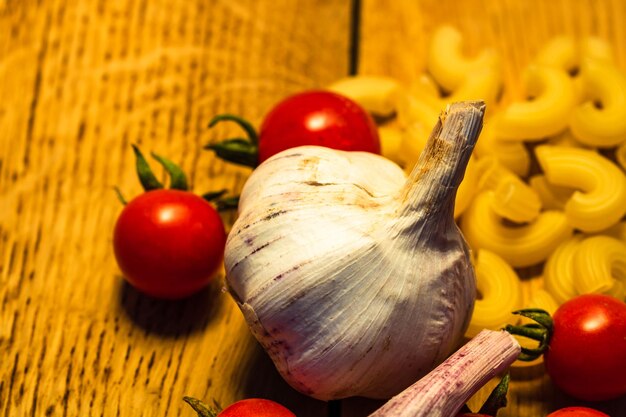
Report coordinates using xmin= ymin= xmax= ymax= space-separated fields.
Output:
xmin=355 ymin=1 xmax=626 ymax=416
xmin=0 ymin=1 xmax=350 ymax=416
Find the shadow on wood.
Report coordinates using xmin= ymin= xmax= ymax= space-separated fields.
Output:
xmin=118 ymin=277 xmax=223 ymax=338
xmin=239 ymin=341 xmax=331 ymax=417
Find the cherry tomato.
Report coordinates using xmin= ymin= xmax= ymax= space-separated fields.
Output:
xmin=257 ymin=90 xmax=380 ymax=163
xmin=217 ymin=399 xmax=296 ymax=417
xmin=544 ymin=294 xmax=626 ymax=401
xmin=546 ymin=407 xmax=610 ymax=417
xmin=113 ymin=189 xmax=226 ymax=299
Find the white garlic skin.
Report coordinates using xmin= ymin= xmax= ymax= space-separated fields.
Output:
xmin=225 ymin=103 xmax=483 ymax=400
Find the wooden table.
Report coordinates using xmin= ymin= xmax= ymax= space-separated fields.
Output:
xmin=1 ymin=1 xmax=625 ymax=416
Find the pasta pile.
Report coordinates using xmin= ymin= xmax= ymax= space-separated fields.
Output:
xmin=328 ymin=25 xmax=626 ymax=341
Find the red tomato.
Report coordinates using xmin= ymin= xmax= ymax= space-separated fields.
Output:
xmin=113 ymin=189 xmax=226 ymax=299
xmin=545 ymin=294 xmax=626 ymax=401
xmin=546 ymin=407 xmax=610 ymax=417
xmin=257 ymin=90 xmax=380 ymax=163
xmin=218 ymin=399 xmax=296 ymax=417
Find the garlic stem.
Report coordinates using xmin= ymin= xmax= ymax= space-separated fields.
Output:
xmin=368 ymin=329 xmax=521 ymax=417
xmin=400 ymin=101 xmax=485 ymax=220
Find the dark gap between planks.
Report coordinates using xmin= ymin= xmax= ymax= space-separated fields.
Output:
xmin=349 ymin=0 xmax=362 ymax=76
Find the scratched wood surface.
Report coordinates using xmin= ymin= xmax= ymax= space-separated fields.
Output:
xmin=3 ymin=0 xmax=626 ymax=417
xmin=346 ymin=1 xmax=626 ymax=417
xmin=0 ymin=1 xmax=351 ymax=416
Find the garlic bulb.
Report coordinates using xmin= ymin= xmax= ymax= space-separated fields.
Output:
xmin=224 ymin=101 xmax=485 ymax=400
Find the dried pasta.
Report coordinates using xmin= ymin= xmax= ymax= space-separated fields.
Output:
xmin=528 ymin=175 xmax=574 ymax=211
xmin=534 ymin=35 xmax=614 ymax=72
xmin=378 ymin=126 xmax=403 ymax=164
xmin=395 ymin=90 xmax=439 ymax=130
xmin=548 ymin=129 xmax=587 ymax=148
xmin=534 ymin=36 xmax=578 ymax=73
xmin=473 ymin=117 xmax=531 ymax=177
xmin=327 ymin=75 xmax=400 ymax=118
xmin=460 ymin=191 xmax=573 ymax=267
xmin=573 ymin=235 xmax=626 ymax=299
xmin=570 ymin=61 xmax=626 ymax=147
xmin=427 ymin=25 xmax=500 ymax=92
xmin=581 ymin=36 xmax=615 ymax=63
xmin=465 ymin=249 xmax=522 ymax=338
xmin=444 ymin=67 xmax=502 ymax=111
xmin=525 ymin=288 xmax=560 ymax=315
xmin=496 ymin=66 xmax=576 ymax=141
xmin=535 ymin=145 xmax=626 ymax=232
xmin=543 ymin=235 xmax=584 ymax=304
xmin=474 ymin=156 xmax=541 ymax=223
xmin=453 ymin=156 xmax=478 ymax=218
xmin=407 ymin=74 xmax=442 ymax=109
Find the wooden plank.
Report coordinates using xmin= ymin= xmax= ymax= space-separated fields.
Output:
xmin=353 ymin=1 xmax=626 ymax=416
xmin=0 ymin=1 xmax=350 ymax=416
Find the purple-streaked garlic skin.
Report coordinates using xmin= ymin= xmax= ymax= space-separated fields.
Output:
xmin=224 ymin=102 xmax=485 ymax=400
xmin=368 ymin=330 xmax=521 ymax=417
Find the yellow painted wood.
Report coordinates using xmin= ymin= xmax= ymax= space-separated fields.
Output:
xmin=0 ymin=1 xmax=350 ymax=416
xmin=355 ymin=1 xmax=626 ymax=416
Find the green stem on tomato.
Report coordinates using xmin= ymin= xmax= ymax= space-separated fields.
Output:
xmin=505 ymin=308 xmax=553 ymax=362
xmin=201 ymin=190 xmax=240 ymax=212
xmin=150 ymin=152 xmax=189 ymax=191
xmin=132 ymin=144 xmax=163 ymax=191
xmin=131 ymin=144 xmax=191 ymax=192
xmin=205 ymin=114 xmax=260 ymax=168
xmin=183 ymin=396 xmax=219 ymax=417
xmin=478 ymin=373 xmax=510 ymax=416
xmin=209 ymin=114 xmax=259 ymax=145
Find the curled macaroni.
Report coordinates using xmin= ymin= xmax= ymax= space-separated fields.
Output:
xmin=543 ymin=235 xmax=584 ymax=304
xmin=534 ymin=35 xmax=614 ymax=72
xmin=454 ymin=156 xmax=478 ymax=219
xmin=427 ymin=25 xmax=500 ymax=92
xmin=574 ymin=235 xmax=626 ymax=299
xmin=460 ymin=191 xmax=573 ymax=267
xmin=570 ymin=61 xmax=626 ymax=147
xmin=399 ymin=122 xmax=429 ymax=167
xmin=465 ymin=249 xmax=522 ymax=338
xmin=327 ymin=75 xmax=400 ymax=117
xmin=407 ymin=74 xmax=442 ymax=110
xmin=395 ymin=90 xmax=439 ymax=130
xmin=378 ymin=126 xmax=404 ymax=164
xmin=473 ymin=117 xmax=531 ymax=177
xmin=445 ymin=67 xmax=502 ymax=111
xmin=581 ymin=36 xmax=615 ymax=64
xmin=528 ymin=175 xmax=574 ymax=211
xmin=534 ymin=36 xmax=577 ymax=72
xmin=492 ymin=176 xmax=541 ymax=224
xmin=475 ymin=156 xmax=541 ymax=223
xmin=525 ymin=288 xmax=560 ymax=315
xmin=496 ymin=66 xmax=576 ymax=141
xmin=548 ymin=129 xmax=587 ymax=148
xmin=535 ymin=145 xmax=626 ymax=232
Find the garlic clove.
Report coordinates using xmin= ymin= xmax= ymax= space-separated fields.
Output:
xmin=368 ymin=329 xmax=521 ymax=417
xmin=225 ymin=101 xmax=485 ymax=400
